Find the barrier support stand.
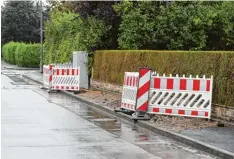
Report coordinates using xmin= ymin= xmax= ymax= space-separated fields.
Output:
xmin=132 ymin=67 xmax=151 ymax=121
xmin=114 ymin=108 xmax=134 ymax=114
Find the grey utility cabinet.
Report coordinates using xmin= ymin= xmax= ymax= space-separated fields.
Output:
xmin=72 ymin=51 xmax=88 ymax=89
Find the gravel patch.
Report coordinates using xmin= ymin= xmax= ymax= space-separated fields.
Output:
xmin=145 ymin=115 xmax=218 ymax=133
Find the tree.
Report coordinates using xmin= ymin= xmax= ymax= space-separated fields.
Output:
xmin=50 ymin=1 xmax=121 ymax=49
xmin=114 ymin=1 xmax=234 ymax=50
xmin=1 ymin=1 xmax=44 ymax=44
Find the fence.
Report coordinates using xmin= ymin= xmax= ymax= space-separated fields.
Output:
xmin=42 ymin=64 xmax=80 ymax=91
xmin=121 ymin=72 xmax=139 ymax=111
xmin=121 ymin=68 xmax=213 ymax=119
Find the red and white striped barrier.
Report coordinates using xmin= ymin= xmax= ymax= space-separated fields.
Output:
xmin=42 ymin=64 xmax=80 ymax=91
xmin=120 ymin=69 xmax=213 ymax=119
xmin=136 ymin=68 xmax=151 ymax=112
xmin=43 ymin=64 xmax=54 ymax=89
xmin=148 ymin=73 xmax=213 ymax=119
xmin=121 ymin=72 xmax=139 ymax=111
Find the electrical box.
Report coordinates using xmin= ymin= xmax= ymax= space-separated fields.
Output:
xmin=73 ymin=51 xmax=88 ymax=89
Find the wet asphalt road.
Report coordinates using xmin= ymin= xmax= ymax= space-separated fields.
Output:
xmin=1 ymin=70 xmax=219 ymax=159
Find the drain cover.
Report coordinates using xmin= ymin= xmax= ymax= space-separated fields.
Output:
xmin=6 ymin=74 xmax=31 ymax=85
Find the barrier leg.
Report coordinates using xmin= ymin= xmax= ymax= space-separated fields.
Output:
xmin=132 ymin=67 xmax=151 ymax=120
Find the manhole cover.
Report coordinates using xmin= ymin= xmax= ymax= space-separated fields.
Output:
xmin=6 ymin=74 xmax=31 ymax=85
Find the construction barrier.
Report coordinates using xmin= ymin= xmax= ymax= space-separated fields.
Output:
xmin=121 ymin=68 xmax=213 ymax=119
xmin=42 ymin=64 xmax=80 ymax=91
xmin=121 ymin=72 xmax=139 ymax=111
xmin=43 ymin=64 xmax=54 ymax=89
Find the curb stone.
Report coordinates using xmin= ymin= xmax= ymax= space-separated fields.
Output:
xmin=4 ymin=66 xmax=39 ymax=70
xmin=22 ymin=74 xmax=234 ymax=159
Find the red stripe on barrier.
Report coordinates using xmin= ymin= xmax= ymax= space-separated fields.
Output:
xmin=139 ymin=68 xmax=150 ymax=78
xmin=154 ymin=78 xmax=161 ymax=89
xmin=167 ymin=79 xmax=174 ymax=89
xmin=67 ymin=69 xmax=70 ymax=75
xmin=165 ymin=109 xmax=172 ymax=114
xmin=205 ymin=112 xmax=208 ymax=117
xmin=66 ymin=86 xmax=69 ymax=89
xmin=137 ymin=101 xmax=148 ymax=111
xmin=72 ymin=69 xmax=75 ymax=75
xmin=191 ymin=111 xmax=198 ymax=116
xmin=62 ymin=69 xmax=64 ymax=75
xmin=180 ymin=79 xmax=187 ymax=90
xmin=153 ymin=108 xmax=159 ymax=112
xmin=206 ymin=80 xmax=210 ymax=92
xmin=137 ymin=81 xmax=150 ymax=98
xmin=193 ymin=80 xmax=200 ymax=91
xmin=56 ymin=69 xmax=59 ymax=75
xmin=61 ymin=86 xmax=64 ymax=89
xmin=49 ymin=75 xmax=52 ymax=82
xmin=77 ymin=69 xmax=79 ymax=75
xmin=56 ymin=86 xmax=59 ymax=89
xmin=178 ymin=110 xmax=185 ymax=115
xmin=126 ymin=76 xmax=129 ymax=86
xmin=71 ymin=87 xmax=74 ymax=89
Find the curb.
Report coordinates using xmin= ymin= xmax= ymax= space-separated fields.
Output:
xmin=4 ymin=66 xmax=39 ymax=70
xmin=22 ymin=74 xmax=234 ymax=159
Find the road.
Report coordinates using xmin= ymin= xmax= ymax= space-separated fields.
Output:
xmin=1 ymin=69 xmax=218 ymax=159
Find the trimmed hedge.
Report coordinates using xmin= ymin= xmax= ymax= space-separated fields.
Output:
xmin=2 ymin=42 xmax=40 ymax=68
xmin=2 ymin=41 xmax=19 ymax=64
xmin=93 ymin=50 xmax=234 ymax=107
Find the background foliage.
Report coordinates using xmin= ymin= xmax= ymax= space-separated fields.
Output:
xmin=1 ymin=1 xmax=47 ymax=44
xmin=93 ymin=50 xmax=234 ymax=107
xmin=43 ymin=8 xmax=108 ymax=79
xmin=2 ymin=42 xmax=40 ymax=68
xmin=114 ymin=1 xmax=234 ymax=50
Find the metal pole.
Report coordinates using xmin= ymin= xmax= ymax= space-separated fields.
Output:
xmin=40 ymin=0 xmax=43 ymax=73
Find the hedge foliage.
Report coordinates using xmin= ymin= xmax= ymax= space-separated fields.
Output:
xmin=2 ymin=41 xmax=19 ymax=64
xmin=2 ymin=42 xmax=40 ymax=67
xmin=93 ymin=50 xmax=234 ymax=107
xmin=43 ymin=9 xmax=108 ymax=77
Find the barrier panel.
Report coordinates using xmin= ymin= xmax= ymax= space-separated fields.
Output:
xmin=121 ymin=69 xmax=214 ymax=119
xmin=51 ymin=66 xmax=80 ymax=91
xmin=148 ymin=73 xmax=213 ymax=119
xmin=43 ymin=64 xmax=54 ymax=89
xmin=42 ymin=64 xmax=80 ymax=91
xmin=121 ymin=72 xmax=139 ymax=111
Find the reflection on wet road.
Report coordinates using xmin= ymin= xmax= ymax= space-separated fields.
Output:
xmin=1 ymin=73 xmax=218 ymax=159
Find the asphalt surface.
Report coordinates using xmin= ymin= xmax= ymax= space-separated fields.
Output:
xmin=181 ymin=126 xmax=234 ymax=153
xmin=1 ymin=68 xmax=218 ymax=159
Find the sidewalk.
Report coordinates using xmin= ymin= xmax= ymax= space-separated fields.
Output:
xmin=1 ymin=60 xmax=39 ymax=70
xmin=21 ymin=70 xmax=234 ymax=158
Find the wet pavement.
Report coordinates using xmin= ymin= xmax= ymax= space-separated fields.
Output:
xmin=1 ymin=69 xmax=219 ymax=159
xmin=181 ymin=126 xmax=234 ymax=153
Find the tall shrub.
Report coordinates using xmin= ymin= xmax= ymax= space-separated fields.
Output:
xmin=44 ymin=9 xmax=108 ymax=81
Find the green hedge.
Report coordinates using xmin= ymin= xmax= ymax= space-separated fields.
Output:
xmin=2 ymin=42 xmax=40 ymax=68
xmin=93 ymin=50 xmax=234 ymax=107
xmin=2 ymin=41 xmax=19 ymax=64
